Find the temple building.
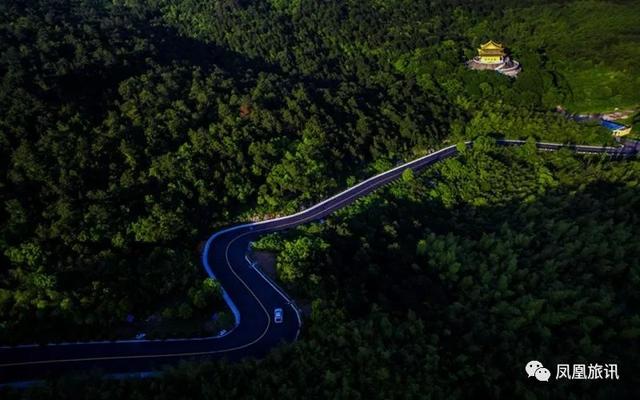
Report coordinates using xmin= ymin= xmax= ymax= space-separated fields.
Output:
xmin=467 ymin=40 xmax=521 ymax=77
xmin=477 ymin=40 xmax=506 ymax=63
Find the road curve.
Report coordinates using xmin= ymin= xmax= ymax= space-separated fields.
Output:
xmin=0 ymin=139 xmax=635 ymax=384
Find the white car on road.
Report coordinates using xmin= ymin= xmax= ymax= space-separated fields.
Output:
xmin=274 ymin=308 xmax=283 ymax=323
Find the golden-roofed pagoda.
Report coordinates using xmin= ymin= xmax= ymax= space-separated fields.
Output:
xmin=477 ymin=40 xmax=505 ymax=63
xmin=467 ymin=39 xmax=521 ymax=77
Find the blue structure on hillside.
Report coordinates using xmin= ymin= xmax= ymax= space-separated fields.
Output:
xmin=600 ymin=119 xmax=631 ymax=137
xmin=600 ymin=120 xmax=625 ymax=130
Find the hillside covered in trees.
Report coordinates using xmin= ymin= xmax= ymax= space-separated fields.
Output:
xmin=5 ymin=140 xmax=639 ymax=398
xmin=1 ymin=0 xmax=639 ymax=396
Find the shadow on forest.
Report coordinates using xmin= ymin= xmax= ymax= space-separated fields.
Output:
xmin=54 ymin=19 xmax=351 ymax=114
xmin=322 ymin=174 xmax=639 ymax=317
xmin=298 ymin=170 xmax=639 ymax=397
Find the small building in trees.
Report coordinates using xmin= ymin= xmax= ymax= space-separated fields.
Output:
xmin=478 ymin=40 xmax=505 ymax=63
xmin=467 ymin=40 xmax=521 ymax=77
xmin=601 ymin=119 xmax=632 ymax=137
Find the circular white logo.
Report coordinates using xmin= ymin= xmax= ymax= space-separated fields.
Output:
xmin=526 ymin=360 xmax=550 ymax=382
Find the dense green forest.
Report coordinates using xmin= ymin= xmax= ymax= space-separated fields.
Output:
xmin=5 ymin=140 xmax=639 ymax=398
xmin=1 ymin=0 xmax=639 ymax=392
xmin=154 ymin=0 xmax=640 ymax=112
xmin=2 ymin=0 xmax=633 ymax=345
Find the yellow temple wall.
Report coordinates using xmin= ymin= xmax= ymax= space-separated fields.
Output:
xmin=479 ymin=55 xmax=502 ymax=63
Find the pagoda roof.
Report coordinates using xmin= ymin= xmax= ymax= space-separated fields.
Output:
xmin=479 ymin=49 xmax=505 ymax=55
xmin=479 ymin=40 xmax=504 ymax=50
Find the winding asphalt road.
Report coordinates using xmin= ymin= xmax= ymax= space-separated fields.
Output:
xmin=0 ymin=139 xmax=635 ymax=384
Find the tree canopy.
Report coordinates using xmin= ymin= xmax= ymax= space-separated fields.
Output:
xmin=1 ymin=0 xmax=639 ymax=397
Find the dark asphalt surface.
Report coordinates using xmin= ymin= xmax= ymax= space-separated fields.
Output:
xmin=0 ymin=140 xmax=635 ymax=384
